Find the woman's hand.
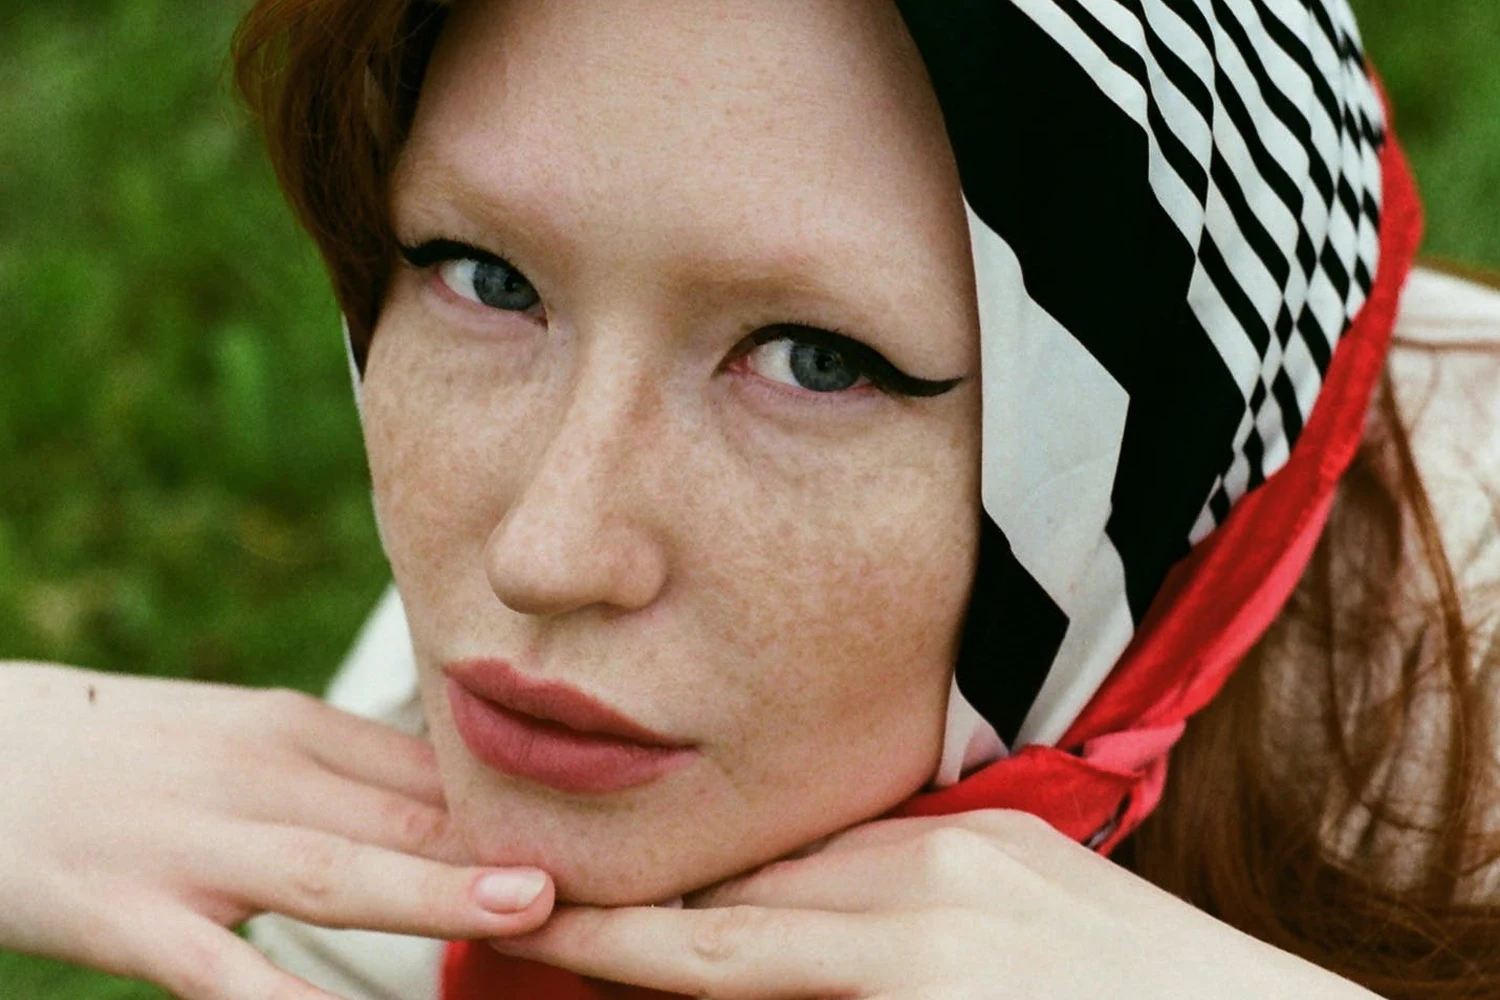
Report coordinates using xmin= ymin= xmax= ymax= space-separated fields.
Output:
xmin=491 ymin=809 xmax=1381 ymax=999
xmin=0 ymin=661 xmax=554 ymax=1000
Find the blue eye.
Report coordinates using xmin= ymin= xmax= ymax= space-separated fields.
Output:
xmin=746 ymin=338 xmax=863 ymax=393
xmin=738 ymin=325 xmax=964 ymax=399
xmin=437 ymin=258 xmax=540 ymax=312
xmin=397 ymin=238 xmax=541 ymax=314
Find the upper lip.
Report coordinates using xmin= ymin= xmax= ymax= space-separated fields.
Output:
xmin=444 ymin=658 xmax=691 ymax=748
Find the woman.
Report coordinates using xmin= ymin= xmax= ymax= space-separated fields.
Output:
xmin=3 ymin=0 xmax=1498 ymax=997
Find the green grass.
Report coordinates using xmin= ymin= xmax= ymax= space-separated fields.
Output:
xmin=0 ymin=1 xmax=1496 ymax=997
xmin=0 ymin=4 xmax=386 ymax=994
xmin=0 ymin=0 xmax=390 ymax=692
xmin=1356 ymin=0 xmax=1500 ymax=271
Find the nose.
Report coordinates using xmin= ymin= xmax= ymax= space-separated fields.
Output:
xmin=483 ymin=376 xmax=671 ymax=618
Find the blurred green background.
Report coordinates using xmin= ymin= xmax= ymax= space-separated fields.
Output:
xmin=0 ymin=0 xmax=1496 ymax=997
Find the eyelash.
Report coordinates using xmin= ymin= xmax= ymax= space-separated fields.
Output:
xmin=723 ymin=325 xmax=960 ymax=398
xmin=394 ymin=237 xmax=961 ymax=400
xmin=399 ymin=237 xmax=512 ymax=272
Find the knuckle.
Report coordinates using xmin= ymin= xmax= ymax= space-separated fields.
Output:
xmin=691 ymin=905 xmax=764 ymax=966
xmin=912 ymin=827 xmax=1005 ymax=885
xmin=387 ymin=799 xmax=450 ymax=856
xmin=285 ymin=835 xmax=348 ymax=916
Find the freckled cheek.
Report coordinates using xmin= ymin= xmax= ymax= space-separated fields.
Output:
xmin=365 ymin=401 xmax=457 ymax=559
xmin=360 ymin=351 xmax=531 ymax=627
xmin=704 ymin=508 xmax=973 ymax=776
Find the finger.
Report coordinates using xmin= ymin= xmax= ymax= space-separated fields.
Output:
xmin=306 ymin=721 xmax=446 ymax=808
xmin=688 ymin=827 xmax=1034 ymax=913
xmin=764 ymin=811 xmax=1117 ymax=902
xmin=261 ymin=771 xmax=467 ymax=865
xmin=493 ymin=904 xmax=899 ymax=999
xmin=269 ymin=690 xmax=447 ymax=807
xmin=131 ymin=908 xmax=345 ymax=1000
xmin=206 ymin=820 xmax=554 ymax=939
xmin=804 ymin=814 xmax=962 ymax=855
xmin=810 ymin=810 xmax=1072 ymax=871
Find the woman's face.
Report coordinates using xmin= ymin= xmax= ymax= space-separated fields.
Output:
xmin=362 ymin=0 xmax=982 ymax=905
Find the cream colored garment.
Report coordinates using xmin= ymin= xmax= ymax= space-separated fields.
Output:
xmin=250 ymin=267 xmax=1500 ymax=998
xmin=1387 ymin=270 xmax=1500 ymax=630
xmin=246 ymin=587 xmax=436 ymax=1000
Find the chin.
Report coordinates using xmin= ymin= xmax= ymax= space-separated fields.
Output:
xmin=449 ymin=776 xmax=762 ymax=907
xmin=458 ymin=814 xmax=734 ymax=907
xmin=543 ymin=851 xmax=710 ymax=907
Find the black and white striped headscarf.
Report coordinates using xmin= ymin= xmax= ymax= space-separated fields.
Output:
xmin=901 ymin=0 xmax=1387 ymax=784
xmin=345 ymin=0 xmax=1389 ymax=792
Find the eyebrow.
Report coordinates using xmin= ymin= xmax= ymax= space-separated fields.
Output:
xmin=392 ymin=158 xmax=971 ymax=385
xmin=396 ymin=152 xmax=876 ymax=300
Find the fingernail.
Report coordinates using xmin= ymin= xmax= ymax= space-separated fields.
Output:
xmin=474 ymin=870 xmax=547 ymax=912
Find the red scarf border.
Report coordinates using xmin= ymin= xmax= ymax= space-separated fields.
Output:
xmin=895 ymin=89 xmax=1423 ymax=854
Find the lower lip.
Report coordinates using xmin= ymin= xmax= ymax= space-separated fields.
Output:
xmin=445 ymin=678 xmax=697 ymax=794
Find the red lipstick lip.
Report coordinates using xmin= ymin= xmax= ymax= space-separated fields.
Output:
xmin=443 ymin=658 xmax=690 ymax=748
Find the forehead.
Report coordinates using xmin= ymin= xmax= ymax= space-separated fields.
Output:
xmin=397 ymin=0 xmax=964 ymax=283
